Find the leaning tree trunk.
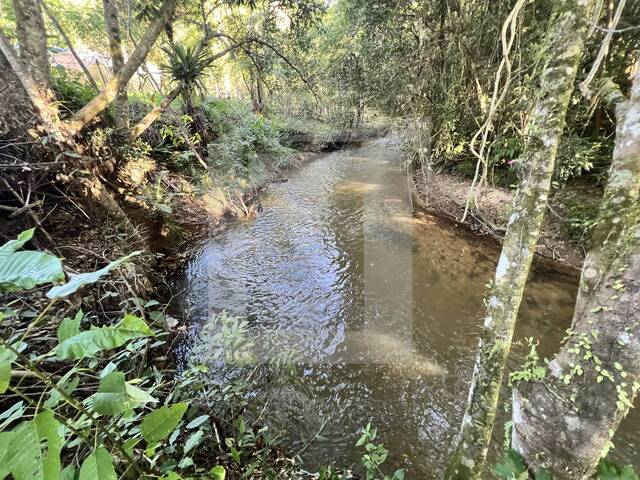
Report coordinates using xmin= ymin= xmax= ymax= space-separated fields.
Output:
xmin=0 ymin=31 xmax=60 ymax=137
xmin=512 ymin=62 xmax=640 ymax=479
xmin=0 ymin=33 xmax=139 ymax=238
xmin=445 ymin=1 xmax=595 ymax=478
xmin=102 ymin=0 xmax=129 ymax=129
xmin=65 ymin=0 xmax=176 ymax=135
xmin=12 ymin=0 xmax=50 ymax=90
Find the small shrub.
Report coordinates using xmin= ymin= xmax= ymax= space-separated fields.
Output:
xmin=51 ymin=66 xmax=95 ymax=116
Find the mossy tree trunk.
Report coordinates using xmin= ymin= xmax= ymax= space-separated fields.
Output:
xmin=12 ymin=0 xmax=50 ymax=90
xmin=65 ymin=0 xmax=177 ymax=135
xmin=102 ymin=0 xmax=129 ymax=129
xmin=512 ymin=60 xmax=640 ymax=480
xmin=444 ymin=1 xmax=595 ymax=478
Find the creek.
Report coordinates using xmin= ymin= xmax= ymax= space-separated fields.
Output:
xmin=178 ymin=139 xmax=640 ymax=477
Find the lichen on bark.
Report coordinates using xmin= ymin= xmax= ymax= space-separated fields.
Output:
xmin=445 ymin=1 xmax=596 ymax=478
xmin=512 ymin=55 xmax=640 ymax=479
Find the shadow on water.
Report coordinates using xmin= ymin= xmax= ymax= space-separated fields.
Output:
xmin=177 ymin=140 xmax=640 ymax=478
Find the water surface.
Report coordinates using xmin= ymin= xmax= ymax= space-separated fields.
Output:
xmin=179 ymin=140 xmax=639 ymax=477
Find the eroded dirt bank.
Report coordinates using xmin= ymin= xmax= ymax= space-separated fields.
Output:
xmin=409 ymin=167 xmax=585 ymax=270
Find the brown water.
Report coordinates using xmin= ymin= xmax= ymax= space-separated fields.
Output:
xmin=179 ymin=140 xmax=640 ymax=477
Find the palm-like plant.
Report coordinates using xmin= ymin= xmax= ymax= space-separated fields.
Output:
xmin=161 ymin=44 xmax=211 ymax=111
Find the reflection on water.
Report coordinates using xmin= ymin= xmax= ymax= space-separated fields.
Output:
xmin=179 ymin=140 xmax=639 ymax=477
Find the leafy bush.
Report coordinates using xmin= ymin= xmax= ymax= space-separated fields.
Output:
xmin=51 ymin=66 xmax=95 ymax=116
xmin=554 ymin=136 xmax=611 ymax=187
xmin=561 ymin=197 xmax=600 ymax=245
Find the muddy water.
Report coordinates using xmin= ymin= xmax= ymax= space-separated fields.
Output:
xmin=180 ymin=140 xmax=640 ymax=477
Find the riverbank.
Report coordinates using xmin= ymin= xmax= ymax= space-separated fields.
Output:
xmin=409 ymin=166 xmax=586 ymax=269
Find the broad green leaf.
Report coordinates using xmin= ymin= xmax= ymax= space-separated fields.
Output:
xmin=78 ymin=447 xmax=116 ymax=480
xmin=141 ymin=403 xmax=188 ymax=444
xmin=0 ymin=229 xmax=34 ymax=258
xmin=0 ymin=251 xmax=64 ymax=293
xmin=0 ymin=432 xmax=14 ymax=478
xmin=53 ymin=314 xmax=153 ymax=360
xmin=124 ymin=382 xmax=157 ymax=405
xmin=90 ymin=372 xmax=157 ymax=416
xmin=210 ymin=466 xmax=226 ymax=480
xmin=91 ymin=372 xmax=128 ymax=416
xmin=0 ymin=347 xmax=17 ymax=394
xmin=47 ymin=251 xmax=141 ymax=299
xmin=6 ymin=410 xmax=62 ymax=480
xmin=59 ymin=465 xmax=76 ymax=480
xmin=184 ymin=430 xmax=204 ymax=453
xmin=57 ymin=311 xmax=83 ymax=344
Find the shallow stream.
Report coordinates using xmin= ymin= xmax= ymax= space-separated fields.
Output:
xmin=178 ymin=140 xmax=639 ymax=477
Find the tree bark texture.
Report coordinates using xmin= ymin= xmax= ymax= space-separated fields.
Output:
xmin=445 ymin=1 xmax=596 ymax=478
xmin=12 ymin=0 xmax=50 ymax=89
xmin=513 ymin=58 xmax=640 ymax=479
xmin=0 ymin=31 xmax=60 ymax=137
xmin=102 ymin=0 xmax=129 ymax=129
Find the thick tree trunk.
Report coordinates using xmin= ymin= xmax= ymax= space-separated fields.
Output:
xmin=0 ymin=31 xmax=61 ymax=137
xmin=12 ymin=0 xmax=50 ymax=90
xmin=102 ymin=0 xmax=129 ymax=129
xmin=512 ymin=61 xmax=640 ymax=479
xmin=64 ymin=0 xmax=177 ymax=135
xmin=444 ymin=1 xmax=595 ymax=478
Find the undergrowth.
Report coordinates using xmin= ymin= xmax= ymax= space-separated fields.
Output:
xmin=0 ymin=229 xmax=404 ymax=480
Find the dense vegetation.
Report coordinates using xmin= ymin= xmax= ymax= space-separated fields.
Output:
xmin=0 ymin=0 xmax=639 ymax=479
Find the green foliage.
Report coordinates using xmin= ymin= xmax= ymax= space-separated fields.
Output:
xmin=598 ymin=459 xmax=640 ymax=480
xmin=78 ymin=447 xmax=116 ymax=480
xmin=203 ymin=98 xmax=295 ymax=184
xmin=492 ymin=450 xmax=550 ymax=480
xmin=559 ymin=194 xmax=600 ymax=245
xmin=51 ymin=67 xmax=95 ymax=116
xmin=141 ymin=403 xmax=189 ymax=444
xmin=53 ymin=313 xmax=153 ymax=360
xmin=356 ymin=423 xmax=405 ymax=480
xmin=509 ymin=337 xmax=546 ymax=387
xmin=162 ymin=44 xmax=211 ymax=106
xmin=47 ymin=251 xmax=141 ymax=299
xmin=554 ymin=137 xmax=611 ymax=187
xmin=0 ymin=229 xmax=64 ymax=293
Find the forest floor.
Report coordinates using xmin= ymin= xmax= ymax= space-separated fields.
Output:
xmin=410 ymin=166 xmax=592 ymax=270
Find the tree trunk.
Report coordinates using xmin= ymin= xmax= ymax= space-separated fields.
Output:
xmin=64 ymin=0 xmax=177 ymax=135
xmin=102 ymin=0 xmax=129 ymax=129
xmin=12 ymin=0 xmax=50 ymax=90
xmin=512 ymin=61 xmax=640 ymax=479
xmin=129 ymin=85 xmax=181 ymax=140
xmin=0 ymin=31 xmax=61 ymax=137
xmin=445 ymin=1 xmax=595 ymax=478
